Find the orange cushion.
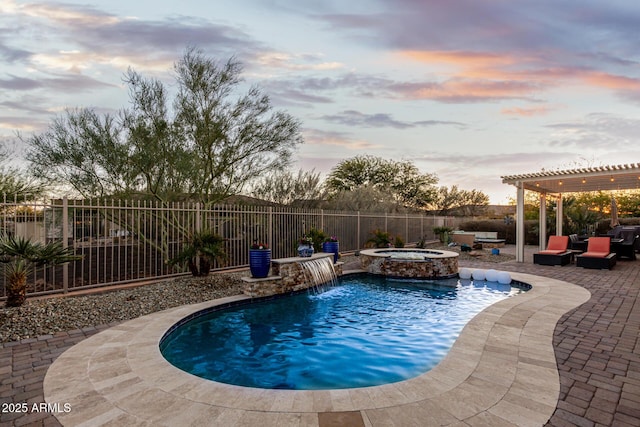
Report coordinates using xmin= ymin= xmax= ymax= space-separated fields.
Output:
xmin=547 ymin=235 xmax=569 ymax=251
xmin=539 ymin=250 xmax=566 ymax=255
xmin=582 ymin=251 xmax=610 ymax=258
xmin=586 ymin=237 xmax=610 ymax=254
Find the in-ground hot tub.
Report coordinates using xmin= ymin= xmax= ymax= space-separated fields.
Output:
xmin=359 ymin=248 xmax=459 ymax=279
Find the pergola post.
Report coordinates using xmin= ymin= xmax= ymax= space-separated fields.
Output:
xmin=539 ymin=193 xmax=547 ymax=250
xmin=516 ymin=181 xmax=525 ymax=262
xmin=556 ymin=193 xmax=563 ymax=237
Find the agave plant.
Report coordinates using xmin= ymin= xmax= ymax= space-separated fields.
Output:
xmin=168 ymin=230 xmax=227 ymax=277
xmin=0 ymin=234 xmax=81 ymax=307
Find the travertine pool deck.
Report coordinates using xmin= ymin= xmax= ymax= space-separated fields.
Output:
xmin=42 ymin=271 xmax=590 ymax=426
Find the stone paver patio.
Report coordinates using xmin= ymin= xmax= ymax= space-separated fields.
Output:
xmin=1 ymin=245 xmax=638 ymax=426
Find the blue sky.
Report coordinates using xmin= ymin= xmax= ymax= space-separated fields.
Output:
xmin=1 ymin=0 xmax=639 ymax=203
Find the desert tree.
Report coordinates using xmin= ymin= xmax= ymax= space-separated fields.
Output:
xmin=325 ymin=155 xmax=438 ymax=210
xmin=433 ymin=185 xmax=489 ymax=216
xmin=325 ymin=185 xmax=400 ymax=212
xmin=249 ymin=169 xmax=326 ymax=205
xmin=23 ymin=47 xmax=303 ymax=265
xmin=0 ymin=142 xmax=46 ymax=201
xmin=24 ymin=47 xmax=303 ymax=204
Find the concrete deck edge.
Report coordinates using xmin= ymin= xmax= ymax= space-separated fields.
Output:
xmin=43 ymin=271 xmax=591 ymax=426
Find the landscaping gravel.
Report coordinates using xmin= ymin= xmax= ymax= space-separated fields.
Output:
xmin=0 ymin=273 xmax=246 ymax=343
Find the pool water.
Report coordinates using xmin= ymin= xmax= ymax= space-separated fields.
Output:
xmin=160 ymin=275 xmax=523 ymax=390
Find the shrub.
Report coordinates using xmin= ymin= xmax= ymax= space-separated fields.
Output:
xmin=305 ymin=228 xmax=327 ymax=252
xmin=365 ymin=229 xmax=393 ymax=248
xmin=169 ymin=230 xmax=226 ymax=276
xmin=432 ymin=226 xmax=453 ymax=243
xmin=0 ymin=235 xmax=81 ymax=307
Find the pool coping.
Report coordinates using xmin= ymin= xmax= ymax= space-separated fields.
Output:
xmin=43 ymin=271 xmax=591 ymax=426
xmin=359 ymin=248 xmax=460 ymax=260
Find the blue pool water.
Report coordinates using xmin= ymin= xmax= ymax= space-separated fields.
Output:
xmin=160 ymin=275 xmax=523 ymax=390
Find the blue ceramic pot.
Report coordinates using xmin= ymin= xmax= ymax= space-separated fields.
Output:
xmin=322 ymin=241 xmax=339 ymax=263
xmin=249 ymin=249 xmax=271 ymax=278
xmin=297 ymin=244 xmax=314 ymax=257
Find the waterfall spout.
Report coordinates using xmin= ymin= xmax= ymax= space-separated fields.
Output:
xmin=298 ymin=256 xmax=338 ymax=293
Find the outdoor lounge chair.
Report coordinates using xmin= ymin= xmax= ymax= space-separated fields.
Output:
xmin=533 ymin=235 xmax=572 ymax=266
xmin=576 ymin=237 xmax=617 ymax=269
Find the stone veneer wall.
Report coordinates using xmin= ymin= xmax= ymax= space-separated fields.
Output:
xmin=360 ymin=253 xmax=458 ymax=279
xmin=242 ymin=253 xmax=343 ymax=297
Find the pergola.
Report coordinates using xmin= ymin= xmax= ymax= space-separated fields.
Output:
xmin=502 ymin=163 xmax=640 ymax=262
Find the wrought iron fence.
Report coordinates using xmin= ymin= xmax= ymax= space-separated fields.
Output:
xmin=0 ymin=194 xmax=467 ymax=299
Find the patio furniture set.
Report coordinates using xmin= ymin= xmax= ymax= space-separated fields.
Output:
xmin=533 ymin=227 xmax=640 ymax=269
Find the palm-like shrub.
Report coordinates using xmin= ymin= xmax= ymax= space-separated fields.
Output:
xmin=365 ymin=229 xmax=393 ymax=248
xmin=0 ymin=234 xmax=81 ymax=307
xmin=169 ymin=230 xmax=226 ymax=277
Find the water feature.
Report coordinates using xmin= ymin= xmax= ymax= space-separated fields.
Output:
xmin=160 ymin=274 xmax=525 ymax=390
xmin=298 ymin=256 xmax=338 ymax=293
xmin=243 ymin=253 xmax=341 ymax=298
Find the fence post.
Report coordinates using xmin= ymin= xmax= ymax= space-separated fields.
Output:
xmin=62 ymin=196 xmax=69 ymax=294
xmin=268 ymin=207 xmax=273 ymax=250
xmin=320 ymin=209 xmax=324 ymax=232
xmin=195 ymin=202 xmax=201 ymax=232
xmin=405 ymin=213 xmax=409 ymax=243
xmin=357 ymin=211 xmax=361 ymax=250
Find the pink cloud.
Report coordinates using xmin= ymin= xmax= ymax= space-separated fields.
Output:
xmin=399 ymin=50 xmax=517 ymax=71
xmin=396 ymin=49 xmax=640 ymax=103
xmin=582 ymin=72 xmax=640 ymax=91
xmin=302 ymin=128 xmax=380 ymax=150
xmin=501 ymin=105 xmax=558 ymax=117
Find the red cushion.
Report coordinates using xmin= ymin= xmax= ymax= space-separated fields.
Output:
xmin=539 ymin=250 xmax=566 ymax=255
xmin=582 ymin=251 xmax=610 ymax=258
xmin=586 ymin=237 xmax=610 ymax=254
xmin=547 ymin=235 xmax=569 ymax=251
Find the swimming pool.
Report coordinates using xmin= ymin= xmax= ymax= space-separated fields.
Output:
xmin=160 ymin=274 xmax=524 ymax=390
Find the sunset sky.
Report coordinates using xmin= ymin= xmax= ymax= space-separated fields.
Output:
xmin=1 ymin=0 xmax=639 ymax=203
